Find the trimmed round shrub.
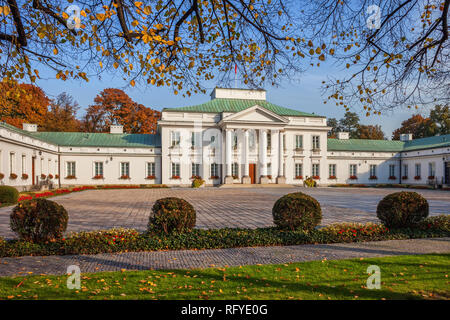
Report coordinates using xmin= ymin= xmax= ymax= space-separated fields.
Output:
xmin=148 ymin=197 xmax=196 ymax=234
xmin=376 ymin=191 xmax=429 ymax=228
xmin=0 ymin=186 xmax=19 ymax=204
xmin=10 ymin=198 xmax=69 ymax=242
xmin=272 ymin=192 xmax=322 ymax=231
xmin=192 ymin=178 xmax=205 ymax=188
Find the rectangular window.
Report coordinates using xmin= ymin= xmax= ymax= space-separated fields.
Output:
xmin=415 ymin=164 xmax=421 ymax=177
xmin=9 ymin=153 xmax=15 ymax=174
xmin=295 ymin=135 xmax=303 ymax=149
xmin=428 ymin=162 xmax=436 ymax=177
xmin=171 ymin=131 xmax=180 ymax=147
xmin=210 ymin=163 xmax=219 ymax=178
xmin=22 ymin=155 xmax=26 ymax=175
xmin=350 ymin=164 xmax=357 ymax=177
xmin=232 ymin=163 xmax=239 ymax=177
xmin=312 ymin=164 xmax=320 ymax=177
xmin=147 ymin=162 xmax=156 ymax=177
xmin=94 ymin=162 xmax=104 ymax=176
xmin=171 ymin=162 xmax=180 ymax=178
xmin=329 ymin=164 xmax=336 ymax=178
xmin=312 ymin=136 xmax=320 ymax=150
xmin=295 ymin=163 xmax=303 ymax=178
xmin=389 ymin=164 xmax=395 ymax=177
xmin=120 ymin=162 xmax=130 ymax=177
xmin=267 ymin=132 xmax=271 ymax=149
xmin=370 ymin=165 xmax=377 ymax=177
xmin=191 ymin=163 xmax=200 ymax=177
xmin=402 ymin=164 xmax=408 ymax=178
xmin=40 ymin=158 xmax=44 ymax=175
xmin=67 ymin=162 xmax=76 ymax=177
xmin=267 ymin=163 xmax=272 ymax=177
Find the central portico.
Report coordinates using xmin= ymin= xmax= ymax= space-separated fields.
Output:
xmin=158 ymin=87 xmax=330 ymax=186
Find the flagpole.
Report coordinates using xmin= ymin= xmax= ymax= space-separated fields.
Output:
xmin=234 ymin=64 xmax=237 ymax=88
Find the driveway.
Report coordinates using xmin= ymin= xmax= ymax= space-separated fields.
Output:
xmin=0 ymin=187 xmax=449 ymax=239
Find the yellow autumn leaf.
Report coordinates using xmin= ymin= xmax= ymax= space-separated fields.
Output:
xmin=130 ymin=80 xmax=136 ymax=87
xmin=113 ymin=62 xmax=119 ymax=69
xmin=134 ymin=1 xmax=143 ymax=8
xmin=96 ymin=13 xmax=106 ymax=21
xmin=188 ymin=61 xmax=195 ymax=68
xmin=53 ymin=48 xmax=58 ymax=55
xmin=3 ymin=6 xmax=10 ymax=16
xmin=62 ymin=12 xmax=69 ymax=20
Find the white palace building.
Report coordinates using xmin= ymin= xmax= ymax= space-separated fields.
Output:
xmin=1 ymin=88 xmax=450 ymax=191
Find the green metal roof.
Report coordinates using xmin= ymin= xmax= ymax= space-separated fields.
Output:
xmin=403 ymin=134 xmax=450 ymax=151
xmin=327 ymin=138 xmax=405 ymax=152
xmin=163 ymin=98 xmax=324 ymax=118
xmin=31 ymin=132 xmax=161 ymax=148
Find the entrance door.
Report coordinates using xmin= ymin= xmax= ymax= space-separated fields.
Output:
xmin=445 ymin=162 xmax=450 ymax=184
xmin=32 ymin=157 xmax=36 ymax=185
xmin=249 ymin=164 xmax=256 ymax=184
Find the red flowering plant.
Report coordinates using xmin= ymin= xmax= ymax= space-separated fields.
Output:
xmin=190 ymin=175 xmax=202 ymax=180
xmin=9 ymin=173 xmax=18 ymax=180
xmin=55 ymin=174 xmax=60 ymax=179
xmin=48 ymin=174 xmax=54 ymax=179
xmin=93 ymin=174 xmax=104 ymax=179
xmin=349 ymin=175 xmax=358 ymax=180
xmin=428 ymin=175 xmax=435 ymax=180
xmin=40 ymin=174 xmax=47 ymax=180
xmin=120 ymin=175 xmax=130 ymax=179
xmin=369 ymin=175 xmax=378 ymax=180
xmin=18 ymin=195 xmax=33 ymax=202
xmin=65 ymin=175 xmax=76 ymax=179
xmin=171 ymin=175 xmax=181 ymax=179
xmin=389 ymin=176 xmax=397 ymax=180
xmin=321 ymin=223 xmax=389 ymax=242
xmin=0 ymin=173 xmax=4 ymax=179
xmin=329 ymin=175 xmax=337 ymax=179
xmin=21 ymin=173 xmax=29 ymax=180
xmin=267 ymin=175 xmax=272 ymax=179
xmin=210 ymin=175 xmax=220 ymax=179
xmin=312 ymin=175 xmax=320 ymax=180
xmin=146 ymin=175 xmax=156 ymax=179
xmin=402 ymin=176 xmax=408 ymax=180
xmin=414 ymin=176 xmax=421 ymax=180
xmin=295 ymin=175 xmax=303 ymax=180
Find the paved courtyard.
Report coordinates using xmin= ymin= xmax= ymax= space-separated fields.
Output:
xmin=0 ymin=187 xmax=449 ymax=239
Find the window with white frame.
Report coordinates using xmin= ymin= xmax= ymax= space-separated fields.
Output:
xmin=120 ymin=162 xmax=130 ymax=177
xmin=67 ymin=161 xmax=76 ymax=177
xmin=232 ymin=132 xmax=238 ymax=149
xmin=428 ymin=162 xmax=436 ymax=177
xmin=22 ymin=155 xmax=26 ymax=175
xmin=171 ymin=162 xmax=180 ymax=177
xmin=210 ymin=163 xmax=219 ymax=178
xmin=350 ymin=164 xmax=357 ymax=177
xmin=147 ymin=162 xmax=156 ymax=177
xmin=295 ymin=163 xmax=303 ymax=178
xmin=295 ymin=135 xmax=303 ymax=149
xmin=389 ymin=164 xmax=395 ymax=177
xmin=232 ymin=162 xmax=239 ymax=177
xmin=191 ymin=163 xmax=200 ymax=177
xmin=312 ymin=136 xmax=320 ymax=150
xmin=94 ymin=162 xmax=104 ymax=177
xmin=9 ymin=153 xmax=15 ymax=174
xmin=415 ymin=163 xmax=421 ymax=177
xmin=370 ymin=165 xmax=377 ymax=177
xmin=329 ymin=164 xmax=336 ymax=178
xmin=267 ymin=132 xmax=271 ymax=150
xmin=312 ymin=163 xmax=320 ymax=177
xmin=171 ymin=131 xmax=180 ymax=147
xmin=403 ymin=164 xmax=408 ymax=178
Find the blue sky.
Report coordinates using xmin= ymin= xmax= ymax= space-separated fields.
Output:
xmin=34 ymin=59 xmax=423 ymax=139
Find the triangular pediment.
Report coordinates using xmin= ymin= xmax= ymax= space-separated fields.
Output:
xmin=221 ymin=105 xmax=289 ymax=123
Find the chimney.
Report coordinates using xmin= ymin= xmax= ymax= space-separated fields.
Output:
xmin=210 ymin=87 xmax=266 ymax=100
xmin=110 ymin=125 xmax=124 ymax=134
xmin=337 ymin=132 xmax=349 ymax=140
xmin=400 ymin=133 xmax=413 ymax=141
xmin=22 ymin=123 xmax=38 ymax=132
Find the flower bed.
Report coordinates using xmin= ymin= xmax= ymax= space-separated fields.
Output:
xmin=0 ymin=216 xmax=448 ymax=258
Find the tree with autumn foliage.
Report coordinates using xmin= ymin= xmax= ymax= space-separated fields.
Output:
xmin=0 ymin=1 xmax=447 ymax=114
xmin=80 ymin=88 xmax=160 ymax=134
xmin=0 ymin=79 xmax=49 ymax=128
xmin=41 ymin=93 xmax=81 ymax=132
xmin=355 ymin=125 xmax=385 ymax=140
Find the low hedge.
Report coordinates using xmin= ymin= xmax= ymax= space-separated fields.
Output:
xmin=0 ymin=186 xmax=19 ymax=204
xmin=0 ymin=215 xmax=448 ymax=258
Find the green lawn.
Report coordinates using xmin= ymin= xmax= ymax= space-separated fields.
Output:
xmin=0 ymin=254 xmax=448 ymax=300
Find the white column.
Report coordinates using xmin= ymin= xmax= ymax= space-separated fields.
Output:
xmin=225 ymin=129 xmax=232 ymax=177
xmin=259 ymin=129 xmax=267 ymax=176
xmin=278 ymin=131 xmax=284 ymax=177
xmin=244 ymin=130 xmax=250 ymax=177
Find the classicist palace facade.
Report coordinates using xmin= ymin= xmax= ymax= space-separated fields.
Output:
xmin=1 ymin=88 xmax=450 ymax=191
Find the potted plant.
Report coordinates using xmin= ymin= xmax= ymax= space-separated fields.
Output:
xmin=171 ymin=175 xmax=181 ymax=179
xmin=93 ymin=174 xmax=104 ymax=179
xmin=428 ymin=175 xmax=435 ymax=180
xmin=349 ymin=175 xmax=358 ymax=180
xmin=65 ymin=175 xmax=76 ymax=179
xmin=369 ymin=175 xmax=378 ymax=180
xmin=329 ymin=175 xmax=337 ymax=179
xmin=146 ymin=175 xmax=156 ymax=180
xmin=40 ymin=174 xmax=47 ymax=180
xmin=414 ymin=176 xmax=421 ymax=180
xmin=389 ymin=176 xmax=397 ymax=180
xmin=312 ymin=175 xmax=320 ymax=180
xmin=48 ymin=174 xmax=54 ymax=179
xmin=55 ymin=174 xmax=60 ymax=179
xmin=0 ymin=173 xmax=4 ymax=180
xmin=295 ymin=175 xmax=303 ymax=180
xmin=402 ymin=176 xmax=408 ymax=180
xmin=120 ymin=175 xmax=130 ymax=180
xmin=9 ymin=173 xmax=18 ymax=180
xmin=21 ymin=173 xmax=29 ymax=180
xmin=210 ymin=175 xmax=219 ymax=180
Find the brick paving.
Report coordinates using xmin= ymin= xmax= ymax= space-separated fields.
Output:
xmin=0 ymin=187 xmax=449 ymax=239
xmin=0 ymin=238 xmax=448 ymax=277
